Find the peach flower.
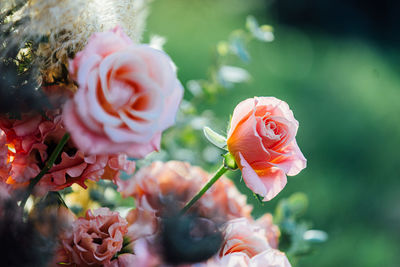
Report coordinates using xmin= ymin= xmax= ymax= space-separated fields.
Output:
xmin=59 ymin=208 xmax=128 ymax=266
xmin=227 ymin=97 xmax=306 ymax=201
xmin=120 ymin=161 xmax=252 ymax=223
xmin=63 ymin=26 xmax=183 ymax=158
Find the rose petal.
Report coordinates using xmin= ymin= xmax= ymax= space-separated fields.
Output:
xmin=239 ymin=153 xmax=287 ymax=201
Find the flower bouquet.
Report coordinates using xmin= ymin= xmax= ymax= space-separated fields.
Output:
xmin=0 ymin=1 xmax=326 ymax=266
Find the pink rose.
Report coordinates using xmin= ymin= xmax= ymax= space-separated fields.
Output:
xmin=208 ymin=250 xmax=291 ymax=267
xmin=63 ymin=26 xmax=183 ymax=158
xmin=59 ymin=208 xmax=128 ymax=266
xmin=202 ymin=218 xmax=291 ymax=267
xmin=219 ymin=218 xmax=270 ymax=258
xmin=227 ymin=97 xmax=306 ymax=201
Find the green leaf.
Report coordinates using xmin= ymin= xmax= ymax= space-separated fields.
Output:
xmin=203 ymin=126 xmax=228 ymax=150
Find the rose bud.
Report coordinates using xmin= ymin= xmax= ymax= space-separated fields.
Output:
xmin=227 ymin=97 xmax=306 ymax=201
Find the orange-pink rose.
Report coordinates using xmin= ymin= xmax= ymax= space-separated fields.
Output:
xmin=227 ymin=97 xmax=306 ymax=201
xmin=63 ymin=26 xmax=183 ymax=158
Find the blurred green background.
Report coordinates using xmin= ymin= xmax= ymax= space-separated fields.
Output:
xmin=144 ymin=0 xmax=400 ymax=266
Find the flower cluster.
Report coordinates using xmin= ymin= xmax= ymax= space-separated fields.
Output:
xmin=54 ymin=162 xmax=287 ymax=267
xmin=0 ymin=111 xmax=135 ymax=194
xmin=0 ymin=8 xmax=310 ymax=265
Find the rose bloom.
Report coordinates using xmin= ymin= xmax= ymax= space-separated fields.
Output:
xmin=64 ymin=26 xmax=183 ymax=158
xmin=219 ymin=218 xmax=270 ymax=258
xmin=201 ymin=218 xmax=290 ymax=267
xmin=227 ymin=97 xmax=306 ymax=201
xmin=58 ymin=208 xmax=128 ymax=266
xmin=120 ymin=161 xmax=252 ymax=223
xmin=205 ymin=249 xmax=291 ymax=267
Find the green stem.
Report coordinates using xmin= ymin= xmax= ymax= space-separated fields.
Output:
xmin=20 ymin=133 xmax=70 ymax=208
xmin=180 ymin=164 xmax=228 ymax=215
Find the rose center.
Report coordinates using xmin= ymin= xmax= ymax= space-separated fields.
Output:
xmin=263 ymin=120 xmax=281 ymax=141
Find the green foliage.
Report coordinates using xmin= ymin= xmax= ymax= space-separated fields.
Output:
xmin=203 ymin=126 xmax=227 ymax=150
xmin=274 ymin=193 xmax=326 ymax=263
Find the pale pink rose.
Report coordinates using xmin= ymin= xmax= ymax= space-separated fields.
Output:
xmin=248 ymin=249 xmax=291 ymax=267
xmin=205 ymin=249 xmax=291 ymax=267
xmin=120 ymin=161 xmax=252 ymax=223
xmin=255 ymin=213 xmax=280 ymax=249
xmin=219 ymin=218 xmax=270 ymax=258
xmin=201 ymin=218 xmax=290 ymax=267
xmin=59 ymin=208 xmax=128 ymax=266
xmin=227 ymin=97 xmax=306 ymax=201
xmin=63 ymin=26 xmax=183 ymax=158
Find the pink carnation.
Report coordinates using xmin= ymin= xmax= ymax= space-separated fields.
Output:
xmin=59 ymin=208 xmax=128 ymax=266
xmin=0 ymin=113 xmax=58 ymax=185
xmin=0 ymin=111 xmax=135 ymax=193
xmin=64 ymin=26 xmax=183 ymax=158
